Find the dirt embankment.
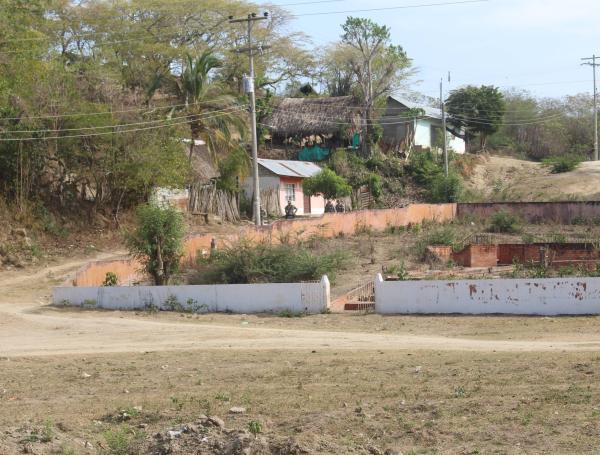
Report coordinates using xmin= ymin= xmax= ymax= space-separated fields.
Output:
xmin=464 ymin=155 xmax=600 ymax=201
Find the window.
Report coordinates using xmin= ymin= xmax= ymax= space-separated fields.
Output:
xmin=285 ymin=183 xmax=296 ymax=202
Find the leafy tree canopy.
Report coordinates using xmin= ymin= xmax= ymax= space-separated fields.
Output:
xmin=302 ymin=169 xmax=352 ymax=200
xmin=446 ymin=85 xmax=506 ymax=152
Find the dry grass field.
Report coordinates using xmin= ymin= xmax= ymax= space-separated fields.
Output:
xmin=1 ymin=225 xmax=600 ymax=454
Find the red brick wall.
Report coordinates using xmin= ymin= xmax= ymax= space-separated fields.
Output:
xmin=467 ymin=244 xmax=498 ymax=267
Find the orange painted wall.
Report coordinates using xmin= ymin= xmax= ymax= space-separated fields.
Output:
xmin=71 ymin=204 xmax=457 ymax=286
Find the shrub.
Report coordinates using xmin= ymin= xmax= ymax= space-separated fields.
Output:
xmin=103 ymin=426 xmax=143 ymax=455
xmin=543 ymin=155 xmax=582 ymax=174
xmin=192 ymin=241 xmax=349 ymax=284
xmin=103 ymin=272 xmax=118 ymax=287
xmin=365 ymin=172 xmax=383 ymax=200
xmin=426 ymin=172 xmax=463 ymax=203
xmin=302 ymin=168 xmax=351 ymax=200
xmin=415 ymin=225 xmax=460 ymax=260
xmin=126 ymin=204 xmax=185 ymax=285
xmin=488 ymin=211 xmax=521 ymax=233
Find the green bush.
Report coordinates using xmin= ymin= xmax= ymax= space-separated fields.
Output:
xmin=488 ymin=211 xmax=521 ymax=233
xmin=542 ymin=155 xmax=582 ymax=174
xmin=407 ymin=149 xmax=442 ymax=185
xmin=126 ymin=204 xmax=185 ymax=285
xmin=302 ymin=168 xmax=352 ymax=200
xmin=103 ymin=425 xmax=143 ymax=455
xmin=415 ymin=225 xmax=460 ymax=260
xmin=103 ymin=272 xmax=118 ymax=287
xmin=192 ymin=241 xmax=349 ymax=284
xmin=426 ymin=172 xmax=463 ymax=203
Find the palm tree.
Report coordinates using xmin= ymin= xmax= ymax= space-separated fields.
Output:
xmin=147 ymin=51 xmax=247 ymax=163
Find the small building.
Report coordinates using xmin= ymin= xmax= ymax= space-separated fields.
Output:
xmin=262 ymin=96 xmax=362 ymax=161
xmin=381 ymin=96 xmax=466 ymax=156
xmin=241 ymin=159 xmax=325 ymax=217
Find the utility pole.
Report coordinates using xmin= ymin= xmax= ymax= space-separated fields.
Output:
xmin=582 ymin=55 xmax=599 ymax=161
xmin=229 ymin=12 xmax=270 ymax=226
xmin=440 ymin=77 xmax=448 ymax=177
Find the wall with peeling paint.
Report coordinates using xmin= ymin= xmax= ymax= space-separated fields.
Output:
xmin=374 ymin=274 xmax=600 ymax=315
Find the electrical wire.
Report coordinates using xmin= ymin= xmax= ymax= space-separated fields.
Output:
xmin=0 ymin=100 xmax=238 ymax=122
xmin=276 ymin=0 xmax=491 ymax=18
xmin=0 ymin=106 xmax=246 ymax=135
xmin=0 ymin=108 xmax=247 ymax=142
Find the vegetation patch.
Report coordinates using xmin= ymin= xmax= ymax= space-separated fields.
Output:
xmin=192 ymin=241 xmax=349 ymax=284
xmin=543 ymin=156 xmax=582 ymax=174
xmin=488 ymin=211 xmax=521 ymax=233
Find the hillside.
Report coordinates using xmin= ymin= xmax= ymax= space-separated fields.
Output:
xmin=464 ymin=155 xmax=600 ymax=202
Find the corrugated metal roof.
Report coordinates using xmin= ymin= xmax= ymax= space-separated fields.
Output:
xmin=257 ymin=158 xmax=322 ymax=178
xmin=388 ymin=96 xmax=442 ymax=120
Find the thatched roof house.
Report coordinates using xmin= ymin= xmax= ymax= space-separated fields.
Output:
xmin=264 ymin=96 xmax=362 ymax=138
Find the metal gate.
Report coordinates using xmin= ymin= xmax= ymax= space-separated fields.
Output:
xmin=341 ymin=279 xmax=375 ymax=312
xmin=300 ymin=280 xmax=326 ymax=314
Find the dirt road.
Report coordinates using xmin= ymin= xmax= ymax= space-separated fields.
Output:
xmin=1 ymin=254 xmax=600 ymax=357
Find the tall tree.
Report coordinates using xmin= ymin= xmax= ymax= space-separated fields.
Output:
xmin=340 ymin=17 xmax=412 ymax=156
xmin=147 ymin=51 xmax=246 ymax=166
xmin=446 ymin=85 xmax=506 ymax=152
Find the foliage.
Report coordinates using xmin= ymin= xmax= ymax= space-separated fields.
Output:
xmin=414 ymin=225 xmax=460 ymax=260
xmin=248 ymin=420 xmax=263 ymax=435
xmin=407 ymin=150 xmax=463 ymax=202
xmin=103 ymin=425 xmax=143 ymax=455
xmin=193 ymin=241 xmax=349 ymax=284
xmin=365 ymin=173 xmax=383 ymax=200
xmin=446 ymin=85 xmax=506 ymax=152
xmin=335 ymin=17 xmax=413 ymax=155
xmin=426 ymin=172 xmax=463 ymax=203
xmin=0 ymin=0 xmax=313 ymax=221
xmin=147 ymin=51 xmax=247 ymax=163
xmin=542 ymin=155 xmax=582 ymax=174
xmin=256 ymin=89 xmax=275 ymax=144
xmin=490 ymin=90 xmax=596 ymax=160
xmin=302 ymin=169 xmax=352 ymax=200
xmin=126 ymin=205 xmax=185 ymax=286
xmin=488 ymin=211 xmax=521 ymax=233
xmin=216 ymin=147 xmax=250 ymax=192
xmin=103 ymin=272 xmax=118 ymax=287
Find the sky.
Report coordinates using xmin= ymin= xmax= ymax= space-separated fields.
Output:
xmin=269 ymin=0 xmax=600 ymax=99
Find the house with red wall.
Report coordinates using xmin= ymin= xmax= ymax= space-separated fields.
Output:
xmin=241 ymin=159 xmax=325 ymax=217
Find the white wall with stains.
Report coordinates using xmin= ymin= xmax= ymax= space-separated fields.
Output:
xmin=54 ymin=276 xmax=330 ymax=315
xmin=374 ymin=274 xmax=600 ymax=315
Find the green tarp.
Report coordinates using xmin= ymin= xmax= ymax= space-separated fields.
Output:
xmin=298 ymin=145 xmax=330 ymax=161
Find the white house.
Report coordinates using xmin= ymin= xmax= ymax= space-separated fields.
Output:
xmin=241 ymin=159 xmax=326 ymax=217
xmin=381 ymin=96 xmax=466 ymax=155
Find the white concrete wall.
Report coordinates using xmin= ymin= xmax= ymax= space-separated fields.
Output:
xmin=53 ymin=276 xmax=330 ymax=314
xmin=414 ymin=119 xmax=432 ymax=148
xmin=447 ymin=133 xmax=466 ymax=154
xmin=374 ymin=274 xmax=600 ymax=315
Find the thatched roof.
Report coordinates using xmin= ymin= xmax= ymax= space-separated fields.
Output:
xmin=264 ymin=96 xmax=361 ymax=137
xmin=188 ymin=142 xmax=220 ymax=181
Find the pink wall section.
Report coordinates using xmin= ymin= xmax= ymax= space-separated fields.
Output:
xmin=278 ymin=176 xmax=325 ymax=215
xmin=279 ymin=176 xmax=305 ymax=214
xmin=71 ymin=204 xmax=457 ymax=286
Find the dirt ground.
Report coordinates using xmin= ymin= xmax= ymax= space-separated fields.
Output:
xmin=1 ymin=252 xmax=599 ymax=454
xmin=464 ymin=155 xmax=600 ymax=201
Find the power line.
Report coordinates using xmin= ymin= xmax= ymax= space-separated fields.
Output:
xmin=0 ymin=106 xmax=245 ymax=135
xmin=0 ymin=100 xmax=233 ymax=122
xmin=0 ymin=108 xmax=246 ymax=142
xmin=276 ymin=0 xmax=491 ymax=18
